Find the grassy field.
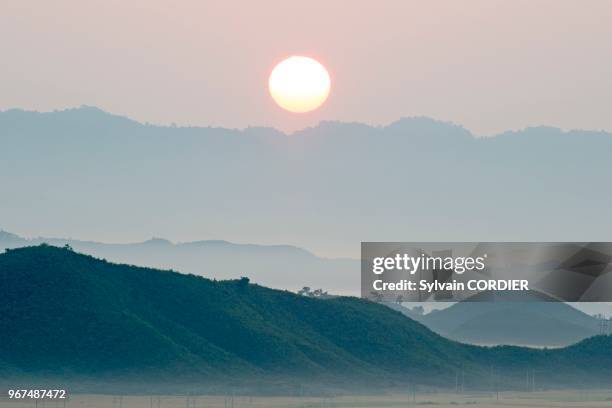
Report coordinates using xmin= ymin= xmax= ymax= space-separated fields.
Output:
xmin=2 ymin=391 xmax=612 ymax=408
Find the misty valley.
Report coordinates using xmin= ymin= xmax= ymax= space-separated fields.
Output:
xmin=0 ymin=244 xmax=611 ymax=397
xmin=4 ymin=1 xmax=612 ymax=406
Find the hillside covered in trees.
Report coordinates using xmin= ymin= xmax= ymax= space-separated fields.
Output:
xmin=0 ymin=245 xmax=611 ymax=393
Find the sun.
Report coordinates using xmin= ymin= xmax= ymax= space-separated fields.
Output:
xmin=269 ymin=56 xmax=331 ymax=113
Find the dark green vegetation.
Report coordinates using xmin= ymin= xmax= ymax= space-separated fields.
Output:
xmin=0 ymin=230 xmax=358 ymax=295
xmin=1 ymin=246 xmax=611 ymax=392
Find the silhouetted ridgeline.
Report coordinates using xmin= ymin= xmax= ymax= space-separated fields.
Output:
xmin=0 ymin=246 xmax=611 ymax=393
xmin=0 ymin=230 xmax=357 ymax=294
xmin=1 ymin=107 xmax=611 ymax=257
xmin=1 ymin=231 xmax=602 ymax=348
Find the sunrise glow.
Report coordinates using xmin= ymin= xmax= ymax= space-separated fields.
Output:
xmin=269 ymin=56 xmax=331 ymax=113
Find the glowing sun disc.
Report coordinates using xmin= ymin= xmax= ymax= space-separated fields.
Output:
xmin=269 ymin=56 xmax=331 ymax=113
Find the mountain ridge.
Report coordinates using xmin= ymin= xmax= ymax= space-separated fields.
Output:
xmin=1 ymin=245 xmax=612 ymax=392
xmin=1 ymin=230 xmax=606 ymax=349
xmin=3 ymin=106 xmax=611 ymax=258
xmin=0 ymin=230 xmax=322 ymax=258
xmin=401 ymin=291 xmax=601 ymax=347
xmin=5 ymin=105 xmax=611 ymax=138
xmin=0 ymin=230 xmax=355 ymax=294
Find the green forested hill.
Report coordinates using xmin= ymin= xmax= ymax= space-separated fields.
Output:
xmin=0 ymin=245 xmax=610 ymax=392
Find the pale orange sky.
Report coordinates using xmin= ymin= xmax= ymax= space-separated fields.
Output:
xmin=1 ymin=0 xmax=611 ymax=134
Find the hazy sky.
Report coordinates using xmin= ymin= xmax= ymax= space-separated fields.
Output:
xmin=2 ymin=0 xmax=612 ymax=134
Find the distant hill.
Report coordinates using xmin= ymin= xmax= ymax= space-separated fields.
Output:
xmin=420 ymin=292 xmax=600 ymax=347
xmin=2 ymin=107 xmax=612 ymax=257
xmin=1 ymin=245 xmax=612 ymax=392
xmin=0 ymin=230 xmax=357 ymax=294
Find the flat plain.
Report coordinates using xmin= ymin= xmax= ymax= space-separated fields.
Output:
xmin=2 ymin=391 xmax=612 ymax=408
